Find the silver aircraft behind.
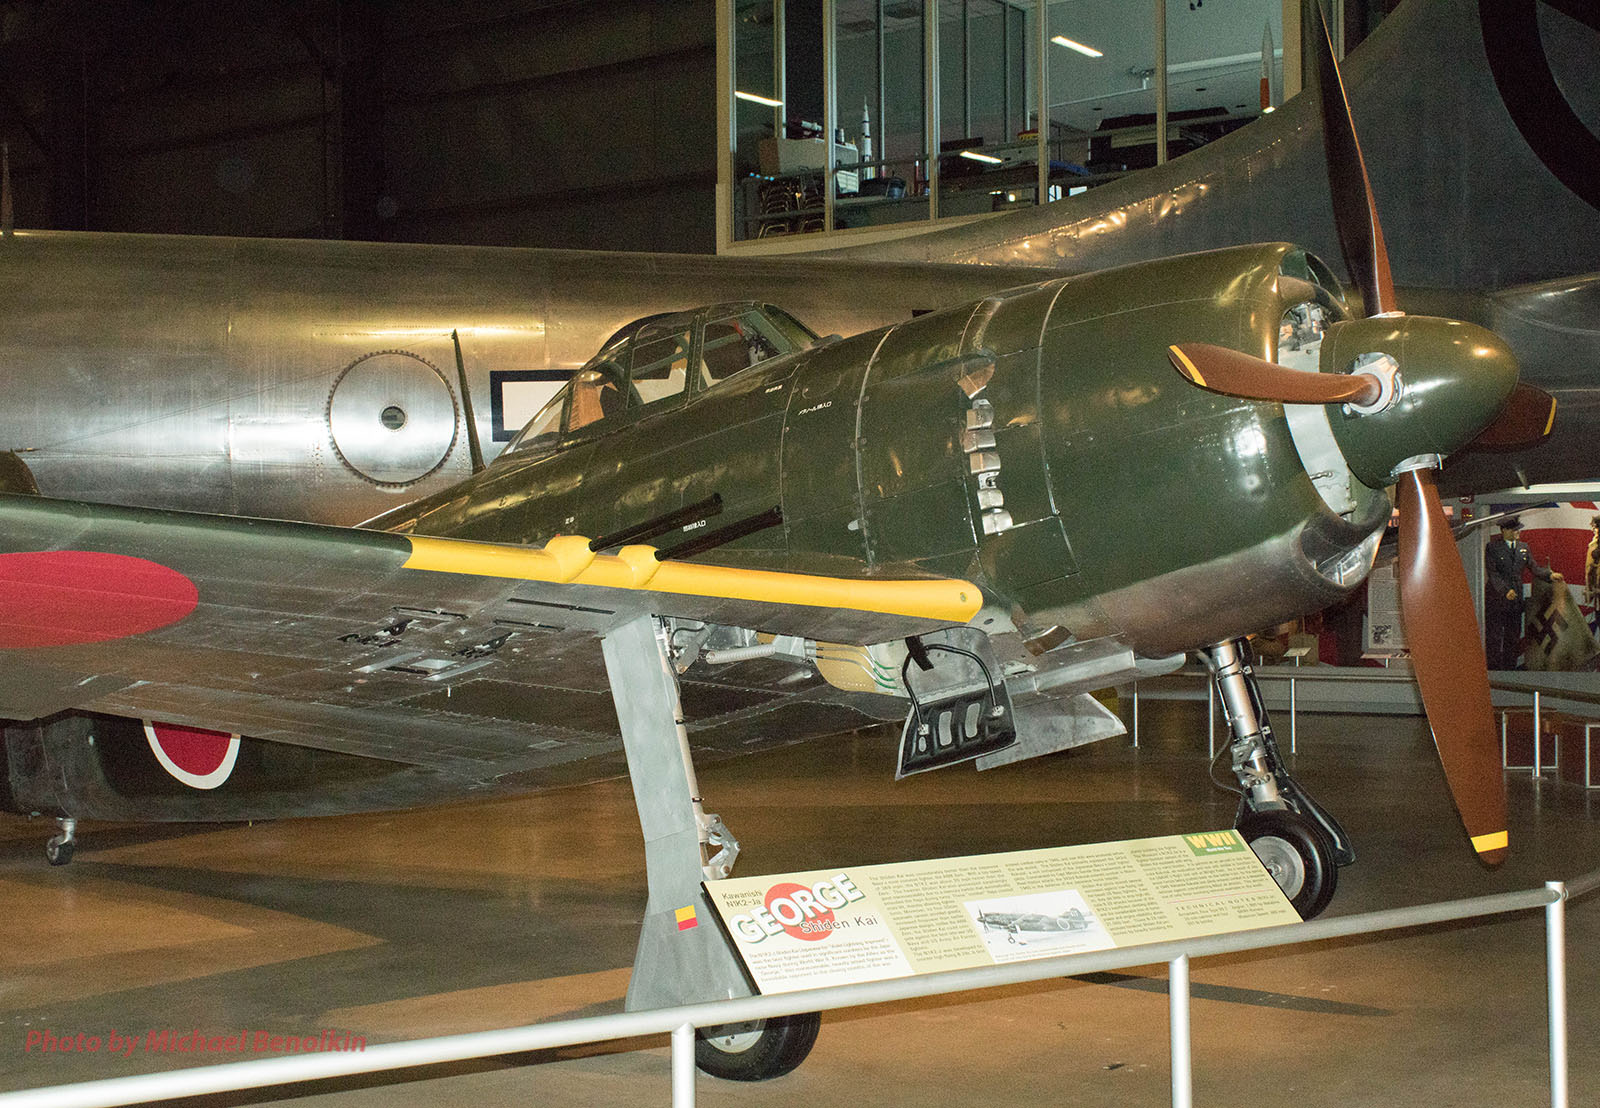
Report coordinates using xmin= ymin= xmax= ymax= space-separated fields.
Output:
xmin=0 ymin=230 xmax=1049 ymax=525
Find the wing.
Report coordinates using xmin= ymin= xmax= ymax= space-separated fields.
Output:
xmin=0 ymin=494 xmax=981 ymax=807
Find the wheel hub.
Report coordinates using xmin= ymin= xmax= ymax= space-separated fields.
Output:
xmin=703 ymin=1021 xmax=765 ymax=1054
xmin=1249 ymin=833 xmax=1307 ymax=898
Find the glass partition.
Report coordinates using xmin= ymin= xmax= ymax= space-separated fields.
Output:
xmin=1052 ymin=0 xmax=1281 ymax=179
xmin=935 ymin=0 xmax=1041 ymax=217
xmin=724 ymin=0 xmax=1294 ymax=248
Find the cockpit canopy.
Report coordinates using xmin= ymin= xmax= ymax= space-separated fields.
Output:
xmin=505 ymin=302 xmax=816 ymax=457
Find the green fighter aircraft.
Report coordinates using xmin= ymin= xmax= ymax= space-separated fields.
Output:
xmin=0 ymin=24 xmax=1558 ymax=1086
xmin=0 ymin=229 xmax=1531 ymax=1077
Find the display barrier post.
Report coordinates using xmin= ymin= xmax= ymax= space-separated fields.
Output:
xmin=1547 ymin=881 xmax=1568 ymax=1108
xmin=1535 ymin=690 xmax=1544 ymax=776
xmin=1133 ymin=683 xmax=1141 ymax=748
xmin=672 ymin=1022 xmax=696 ymax=1108
xmin=1170 ymin=954 xmax=1192 ymax=1108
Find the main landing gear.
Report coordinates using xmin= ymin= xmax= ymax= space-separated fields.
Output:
xmin=45 ymin=817 xmax=76 ymax=866
xmin=600 ymin=615 xmax=819 ymax=1081
xmin=1204 ymin=639 xmax=1351 ymax=919
xmin=693 ymin=1013 xmax=821 ymax=1081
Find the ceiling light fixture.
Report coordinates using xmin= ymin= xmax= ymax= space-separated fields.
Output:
xmin=735 ymin=90 xmax=784 ymax=108
xmin=959 ymin=150 xmax=1003 ymax=164
xmin=1051 ymin=35 xmax=1103 ymax=58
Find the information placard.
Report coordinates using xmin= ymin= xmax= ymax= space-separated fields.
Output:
xmin=703 ymin=829 xmax=1300 ymax=994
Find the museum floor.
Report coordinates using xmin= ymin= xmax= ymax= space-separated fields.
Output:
xmin=3 ymin=698 xmax=1597 ymax=1107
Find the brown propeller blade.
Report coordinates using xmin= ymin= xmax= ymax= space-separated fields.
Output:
xmin=1462 ymin=382 xmax=1558 ymax=452
xmin=1395 ymin=467 xmax=1508 ymax=865
xmin=1309 ymin=0 xmax=1396 ymax=316
xmin=1168 ymin=343 xmax=1381 ymax=406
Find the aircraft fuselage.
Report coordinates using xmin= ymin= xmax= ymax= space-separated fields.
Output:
xmin=379 ymin=243 xmax=1395 ymax=658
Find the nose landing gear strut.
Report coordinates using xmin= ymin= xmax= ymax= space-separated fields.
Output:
xmin=1204 ymin=639 xmax=1351 ymax=919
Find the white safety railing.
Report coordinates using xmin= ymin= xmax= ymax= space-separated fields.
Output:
xmin=1126 ymin=668 xmax=1600 ymax=764
xmin=4 ymin=870 xmax=1594 ymax=1108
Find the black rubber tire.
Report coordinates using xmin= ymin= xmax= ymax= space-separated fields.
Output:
xmin=44 ymin=837 xmax=74 ymax=866
xmin=694 ymin=1012 xmax=820 ymax=1081
xmin=1237 ymin=808 xmax=1337 ymax=920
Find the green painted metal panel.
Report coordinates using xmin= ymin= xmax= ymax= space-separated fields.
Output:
xmin=863 ymin=480 xmax=976 ymax=569
xmin=965 ymin=280 xmax=1067 ymax=358
xmin=579 ymin=358 xmax=793 ymax=546
xmin=413 ymin=442 xmax=595 ymax=545
xmin=858 ymin=363 xmax=968 ymax=503
xmin=977 ymin=517 xmax=1076 ymax=594
xmin=779 ymin=341 xmax=872 ymax=563
xmin=1034 ymin=247 xmax=1330 ymax=608
xmin=864 ymin=302 xmax=979 ymax=385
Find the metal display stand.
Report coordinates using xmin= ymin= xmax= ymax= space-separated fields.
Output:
xmin=600 ymin=614 xmax=752 ymax=1013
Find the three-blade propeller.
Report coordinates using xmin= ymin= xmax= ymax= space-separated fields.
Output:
xmin=1167 ymin=2 xmax=1525 ymax=865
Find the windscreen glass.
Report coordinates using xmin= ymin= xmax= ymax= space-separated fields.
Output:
xmin=699 ymin=305 xmax=815 ymax=388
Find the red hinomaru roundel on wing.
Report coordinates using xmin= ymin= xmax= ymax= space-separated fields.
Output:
xmin=0 ymin=551 xmax=199 ymax=648
xmin=144 ymin=722 xmax=241 ymax=790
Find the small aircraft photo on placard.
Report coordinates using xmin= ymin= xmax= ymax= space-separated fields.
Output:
xmin=966 ymin=892 xmax=1112 ymax=961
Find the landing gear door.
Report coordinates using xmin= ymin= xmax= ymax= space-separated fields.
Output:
xmin=895 ymin=628 xmax=1017 ymax=778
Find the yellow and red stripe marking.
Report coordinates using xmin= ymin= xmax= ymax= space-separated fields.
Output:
xmin=0 ymin=529 xmax=979 ymax=654
xmin=675 ymin=905 xmax=698 ymax=931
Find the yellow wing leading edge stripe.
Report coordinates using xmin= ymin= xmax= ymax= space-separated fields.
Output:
xmin=1471 ymin=830 xmax=1509 ymax=854
xmin=402 ymin=534 xmax=982 ymax=624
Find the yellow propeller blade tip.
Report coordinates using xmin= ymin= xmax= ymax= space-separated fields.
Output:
xmin=1168 ymin=345 xmax=1206 ymax=387
xmin=1471 ymin=830 xmax=1509 ymax=865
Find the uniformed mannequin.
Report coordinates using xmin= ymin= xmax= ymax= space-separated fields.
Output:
xmin=1585 ymin=515 xmax=1600 ymax=609
xmin=1484 ymin=517 xmax=1562 ymax=669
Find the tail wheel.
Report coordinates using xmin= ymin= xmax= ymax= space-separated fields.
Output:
xmin=694 ymin=1012 xmax=820 ymax=1081
xmin=1238 ymin=808 xmax=1338 ymax=920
